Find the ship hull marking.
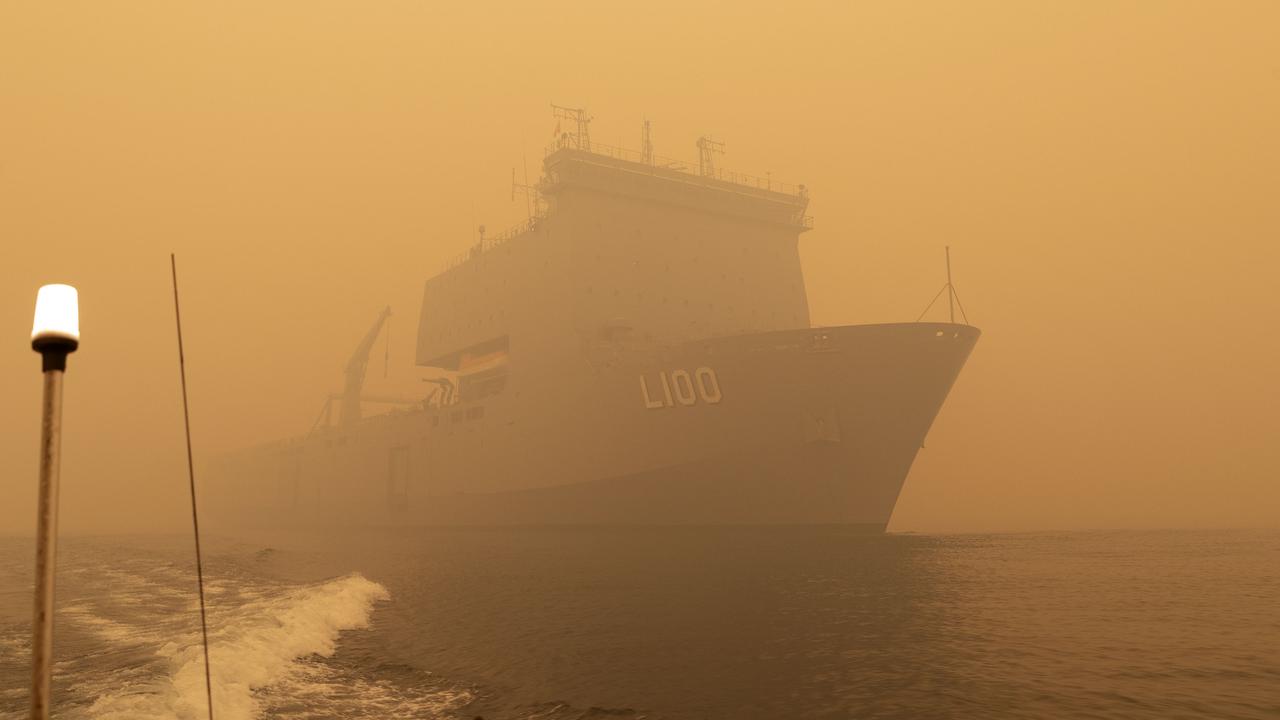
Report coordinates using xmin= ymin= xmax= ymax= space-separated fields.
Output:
xmin=639 ymin=376 xmax=666 ymax=409
xmin=641 ymin=367 xmax=722 ymax=409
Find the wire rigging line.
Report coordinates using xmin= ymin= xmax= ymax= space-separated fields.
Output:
xmin=915 ymin=285 xmax=950 ymax=323
xmin=170 ymin=254 xmax=215 ymax=720
xmin=950 ymin=285 xmax=971 ymax=325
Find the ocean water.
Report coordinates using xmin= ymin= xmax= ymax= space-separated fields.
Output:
xmin=0 ymin=528 xmax=1276 ymax=719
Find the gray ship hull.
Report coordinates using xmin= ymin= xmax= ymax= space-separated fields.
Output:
xmin=209 ymin=322 xmax=978 ymax=528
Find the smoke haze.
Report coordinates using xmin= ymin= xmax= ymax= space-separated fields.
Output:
xmin=1 ymin=1 xmax=1277 ymax=534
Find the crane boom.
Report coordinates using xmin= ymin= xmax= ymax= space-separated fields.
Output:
xmin=339 ymin=306 xmax=391 ymax=428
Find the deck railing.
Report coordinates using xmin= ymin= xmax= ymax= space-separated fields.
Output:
xmin=443 ymin=215 xmax=545 ymax=271
xmin=545 ymin=138 xmax=809 ymax=200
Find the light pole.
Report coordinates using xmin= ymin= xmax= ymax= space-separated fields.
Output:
xmin=29 ymin=283 xmax=79 ymax=720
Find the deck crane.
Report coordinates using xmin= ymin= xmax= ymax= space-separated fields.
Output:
xmin=339 ymin=306 xmax=392 ymax=428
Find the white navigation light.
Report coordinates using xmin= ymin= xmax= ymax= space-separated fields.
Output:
xmin=31 ymin=284 xmax=80 ymax=347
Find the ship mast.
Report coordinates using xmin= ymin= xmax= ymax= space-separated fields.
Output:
xmin=511 ymin=156 xmax=543 ymax=222
xmin=946 ymin=246 xmax=954 ymax=324
xmin=914 ymin=248 xmax=970 ymax=325
xmin=340 ymin=306 xmax=392 ymax=428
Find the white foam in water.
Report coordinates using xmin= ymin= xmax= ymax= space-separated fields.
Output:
xmin=59 ymin=602 xmax=149 ymax=644
xmin=84 ymin=573 xmax=389 ymax=720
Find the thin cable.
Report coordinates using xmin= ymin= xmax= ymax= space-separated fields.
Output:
xmin=170 ymin=254 xmax=215 ymax=720
xmin=950 ymin=285 xmax=971 ymax=325
xmin=914 ymin=285 xmax=949 ymax=323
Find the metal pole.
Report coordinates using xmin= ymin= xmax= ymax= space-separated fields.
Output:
xmin=171 ymin=255 xmax=216 ymax=720
xmin=946 ymin=246 xmax=955 ymax=324
xmin=30 ymin=367 xmax=64 ymax=720
xmin=28 ymin=283 xmax=78 ymax=720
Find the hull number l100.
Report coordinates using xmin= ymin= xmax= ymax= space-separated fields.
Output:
xmin=640 ymin=367 xmax=723 ymax=409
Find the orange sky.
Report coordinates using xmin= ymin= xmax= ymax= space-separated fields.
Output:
xmin=1 ymin=1 xmax=1277 ymax=534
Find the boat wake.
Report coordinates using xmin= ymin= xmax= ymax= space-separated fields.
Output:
xmin=0 ymin=541 xmax=474 ymax=720
xmin=84 ymin=573 xmax=389 ymax=719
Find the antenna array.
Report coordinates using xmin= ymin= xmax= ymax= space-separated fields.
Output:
xmin=551 ymin=104 xmax=593 ymax=151
xmin=696 ymin=136 xmax=725 ymax=177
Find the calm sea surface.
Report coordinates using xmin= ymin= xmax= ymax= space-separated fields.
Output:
xmin=0 ymin=528 xmax=1276 ymax=719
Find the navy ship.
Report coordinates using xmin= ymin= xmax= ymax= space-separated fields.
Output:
xmin=210 ymin=111 xmax=979 ymax=530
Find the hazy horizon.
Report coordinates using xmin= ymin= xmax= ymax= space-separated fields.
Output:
xmin=2 ymin=1 xmax=1278 ymax=535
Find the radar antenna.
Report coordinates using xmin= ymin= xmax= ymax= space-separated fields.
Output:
xmin=696 ymin=135 xmax=725 ymax=177
xmin=551 ymin=104 xmax=592 ymax=151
